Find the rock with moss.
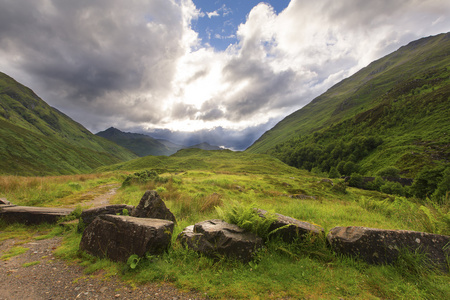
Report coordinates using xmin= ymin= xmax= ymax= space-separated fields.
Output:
xmin=131 ymin=190 xmax=176 ymax=223
xmin=327 ymin=226 xmax=450 ymax=271
xmin=79 ymin=215 xmax=174 ymax=262
xmin=257 ymin=209 xmax=324 ymax=242
xmin=79 ymin=204 xmax=135 ymax=231
xmin=177 ymin=219 xmax=263 ymax=262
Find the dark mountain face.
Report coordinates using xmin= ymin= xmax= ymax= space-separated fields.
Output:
xmin=247 ymin=33 xmax=450 ymax=177
xmin=96 ymin=127 xmax=179 ymax=156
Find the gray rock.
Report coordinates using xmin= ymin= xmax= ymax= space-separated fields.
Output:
xmin=131 ymin=190 xmax=176 ymax=223
xmin=257 ymin=209 xmax=324 ymax=242
xmin=0 ymin=198 xmax=11 ymax=205
xmin=327 ymin=226 xmax=450 ymax=271
xmin=80 ymin=204 xmax=134 ymax=229
xmin=177 ymin=219 xmax=263 ymax=262
xmin=0 ymin=206 xmax=73 ymax=225
xmin=79 ymin=215 xmax=174 ymax=262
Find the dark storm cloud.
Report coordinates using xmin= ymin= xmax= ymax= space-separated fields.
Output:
xmin=221 ymin=57 xmax=297 ymax=120
xmin=0 ymin=0 xmax=185 ymax=119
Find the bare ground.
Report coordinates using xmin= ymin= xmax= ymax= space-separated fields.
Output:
xmin=0 ymin=186 xmax=208 ymax=300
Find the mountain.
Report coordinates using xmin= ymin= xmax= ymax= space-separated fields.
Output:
xmin=0 ymin=72 xmax=137 ymax=175
xmin=247 ymin=33 xmax=450 ymax=177
xmin=96 ymin=127 xmax=180 ymax=156
xmin=96 ymin=127 xmax=223 ymax=156
xmin=188 ymin=142 xmax=222 ymax=151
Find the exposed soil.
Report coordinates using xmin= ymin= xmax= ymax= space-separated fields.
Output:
xmin=0 ymin=186 xmax=208 ymax=300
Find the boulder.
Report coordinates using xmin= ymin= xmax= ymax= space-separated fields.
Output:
xmin=0 ymin=206 xmax=73 ymax=225
xmin=327 ymin=226 xmax=450 ymax=270
xmin=257 ymin=209 xmax=324 ymax=242
xmin=0 ymin=198 xmax=11 ymax=205
xmin=177 ymin=219 xmax=263 ymax=262
xmin=80 ymin=204 xmax=134 ymax=229
xmin=131 ymin=190 xmax=176 ymax=223
xmin=79 ymin=215 xmax=174 ymax=262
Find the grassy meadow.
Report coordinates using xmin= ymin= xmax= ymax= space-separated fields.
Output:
xmin=1 ymin=149 xmax=449 ymax=299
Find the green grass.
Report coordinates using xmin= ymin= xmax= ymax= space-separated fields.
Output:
xmin=1 ymin=246 xmax=29 ymax=260
xmin=1 ymin=150 xmax=449 ymax=299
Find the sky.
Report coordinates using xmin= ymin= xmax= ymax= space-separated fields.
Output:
xmin=0 ymin=0 xmax=449 ymax=150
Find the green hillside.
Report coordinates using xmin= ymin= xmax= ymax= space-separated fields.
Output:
xmin=0 ymin=72 xmax=137 ymax=175
xmin=247 ymin=33 xmax=450 ymax=178
xmin=97 ymin=147 xmax=297 ymax=175
xmin=96 ymin=127 xmax=179 ymax=156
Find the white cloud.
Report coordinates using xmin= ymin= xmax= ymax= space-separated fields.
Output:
xmin=207 ymin=11 xmax=220 ymax=18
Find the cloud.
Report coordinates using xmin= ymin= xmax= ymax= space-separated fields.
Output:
xmin=207 ymin=11 xmax=219 ymax=18
xmin=0 ymin=0 xmax=449 ymax=149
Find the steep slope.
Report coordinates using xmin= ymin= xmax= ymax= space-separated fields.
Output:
xmin=247 ymin=33 xmax=450 ymax=176
xmin=0 ymin=72 xmax=137 ymax=175
xmin=96 ymin=127 xmax=177 ymax=156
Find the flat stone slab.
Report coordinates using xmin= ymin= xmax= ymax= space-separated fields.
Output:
xmin=177 ymin=219 xmax=263 ymax=262
xmin=80 ymin=204 xmax=134 ymax=229
xmin=80 ymin=215 xmax=174 ymax=262
xmin=0 ymin=206 xmax=73 ymax=225
xmin=257 ymin=209 xmax=324 ymax=242
xmin=327 ymin=226 xmax=450 ymax=271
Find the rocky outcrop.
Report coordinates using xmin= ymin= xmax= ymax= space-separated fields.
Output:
xmin=79 ymin=215 xmax=174 ymax=262
xmin=131 ymin=190 xmax=176 ymax=223
xmin=327 ymin=226 xmax=450 ymax=270
xmin=0 ymin=206 xmax=73 ymax=225
xmin=177 ymin=219 xmax=263 ymax=262
xmin=257 ymin=209 xmax=324 ymax=242
xmin=79 ymin=204 xmax=134 ymax=229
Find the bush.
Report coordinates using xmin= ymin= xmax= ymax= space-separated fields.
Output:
xmin=380 ymin=181 xmax=405 ymax=196
xmin=411 ymin=167 xmax=444 ymax=199
xmin=328 ymin=166 xmax=340 ymax=179
xmin=348 ymin=173 xmax=363 ymax=188
xmin=122 ymin=170 xmax=168 ymax=187
xmin=343 ymin=161 xmax=359 ymax=176
xmin=431 ymin=167 xmax=450 ymax=204
xmin=378 ymin=166 xmax=401 ymax=178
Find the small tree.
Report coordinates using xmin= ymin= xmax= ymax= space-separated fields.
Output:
xmin=328 ymin=166 xmax=340 ymax=179
xmin=348 ymin=173 xmax=364 ymax=188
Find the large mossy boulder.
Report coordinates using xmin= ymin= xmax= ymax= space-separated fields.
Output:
xmin=131 ymin=190 xmax=176 ymax=223
xmin=257 ymin=209 xmax=324 ymax=242
xmin=0 ymin=206 xmax=73 ymax=225
xmin=177 ymin=219 xmax=263 ymax=262
xmin=327 ymin=226 xmax=450 ymax=271
xmin=79 ymin=215 xmax=174 ymax=262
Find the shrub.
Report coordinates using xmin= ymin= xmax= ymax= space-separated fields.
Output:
xmin=328 ymin=166 xmax=340 ymax=179
xmin=216 ymin=201 xmax=276 ymax=240
xmin=348 ymin=173 xmax=363 ymax=188
xmin=377 ymin=166 xmax=401 ymax=178
xmin=122 ymin=170 xmax=168 ymax=187
xmin=432 ymin=167 xmax=450 ymax=204
xmin=380 ymin=181 xmax=405 ymax=196
xmin=411 ymin=167 xmax=444 ymax=199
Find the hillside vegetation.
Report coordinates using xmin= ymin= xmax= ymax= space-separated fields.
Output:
xmin=247 ymin=33 xmax=450 ymax=180
xmin=0 ymin=72 xmax=137 ymax=175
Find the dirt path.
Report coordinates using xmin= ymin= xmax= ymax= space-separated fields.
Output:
xmin=0 ymin=186 xmax=208 ymax=300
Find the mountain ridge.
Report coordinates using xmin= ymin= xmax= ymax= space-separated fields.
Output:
xmin=246 ymin=32 xmax=450 ymax=177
